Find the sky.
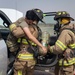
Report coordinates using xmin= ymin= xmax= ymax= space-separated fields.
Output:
xmin=0 ymin=0 xmax=75 ymax=19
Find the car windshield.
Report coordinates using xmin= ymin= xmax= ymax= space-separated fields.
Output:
xmin=38 ymin=15 xmax=57 ymax=36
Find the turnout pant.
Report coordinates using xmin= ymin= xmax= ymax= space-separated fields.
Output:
xmin=13 ymin=59 xmax=35 ymax=75
xmin=55 ymin=64 xmax=74 ymax=75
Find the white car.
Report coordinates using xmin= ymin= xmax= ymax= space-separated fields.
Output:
xmin=0 ymin=10 xmax=58 ymax=75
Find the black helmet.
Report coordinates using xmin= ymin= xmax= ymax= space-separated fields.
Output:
xmin=32 ymin=8 xmax=44 ymax=22
xmin=26 ymin=8 xmax=44 ymax=22
xmin=54 ymin=11 xmax=74 ymax=21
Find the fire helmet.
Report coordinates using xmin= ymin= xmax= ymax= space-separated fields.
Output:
xmin=26 ymin=8 xmax=44 ymax=22
xmin=32 ymin=8 xmax=44 ymax=22
xmin=54 ymin=11 xmax=74 ymax=21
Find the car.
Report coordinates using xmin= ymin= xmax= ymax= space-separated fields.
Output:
xmin=0 ymin=10 xmax=58 ymax=75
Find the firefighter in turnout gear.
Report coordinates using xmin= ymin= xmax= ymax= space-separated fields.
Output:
xmin=8 ymin=8 xmax=47 ymax=75
xmin=48 ymin=11 xmax=75 ymax=75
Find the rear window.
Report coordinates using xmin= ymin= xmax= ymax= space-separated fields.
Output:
xmin=38 ymin=15 xmax=56 ymax=36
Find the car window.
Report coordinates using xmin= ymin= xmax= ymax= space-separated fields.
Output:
xmin=38 ymin=16 xmax=57 ymax=36
xmin=0 ymin=17 xmax=8 ymax=29
xmin=0 ymin=16 xmax=10 ymax=41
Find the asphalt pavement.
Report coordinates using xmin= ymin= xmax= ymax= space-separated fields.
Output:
xmin=33 ymin=66 xmax=55 ymax=75
xmin=34 ymin=70 xmax=54 ymax=75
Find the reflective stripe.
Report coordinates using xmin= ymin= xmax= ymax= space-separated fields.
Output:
xmin=9 ymin=24 xmax=16 ymax=31
xmin=59 ymin=58 xmax=75 ymax=66
xmin=56 ymin=40 xmax=67 ymax=51
xmin=18 ymin=70 xmax=22 ymax=75
xmin=17 ymin=38 xmax=37 ymax=46
xmin=69 ymin=44 xmax=75 ymax=49
xmin=17 ymin=54 xmax=34 ymax=60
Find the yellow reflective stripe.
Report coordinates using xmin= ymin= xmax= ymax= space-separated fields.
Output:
xmin=31 ymin=42 xmax=37 ymax=46
xmin=69 ymin=44 xmax=75 ymax=49
xmin=18 ymin=54 xmax=34 ymax=60
xmin=18 ymin=70 xmax=22 ymax=75
xmin=9 ymin=24 xmax=16 ymax=31
xmin=17 ymin=38 xmax=21 ymax=42
xmin=59 ymin=58 xmax=75 ymax=66
xmin=17 ymin=38 xmax=37 ymax=46
xmin=18 ymin=38 xmax=28 ymax=44
xmin=56 ymin=40 xmax=67 ymax=51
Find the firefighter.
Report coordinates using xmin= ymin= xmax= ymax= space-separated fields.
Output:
xmin=48 ymin=11 xmax=75 ymax=75
xmin=9 ymin=8 xmax=47 ymax=75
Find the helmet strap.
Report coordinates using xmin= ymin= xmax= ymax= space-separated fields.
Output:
xmin=54 ymin=20 xmax=61 ymax=32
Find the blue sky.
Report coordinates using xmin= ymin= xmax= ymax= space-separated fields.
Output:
xmin=0 ymin=0 xmax=75 ymax=19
